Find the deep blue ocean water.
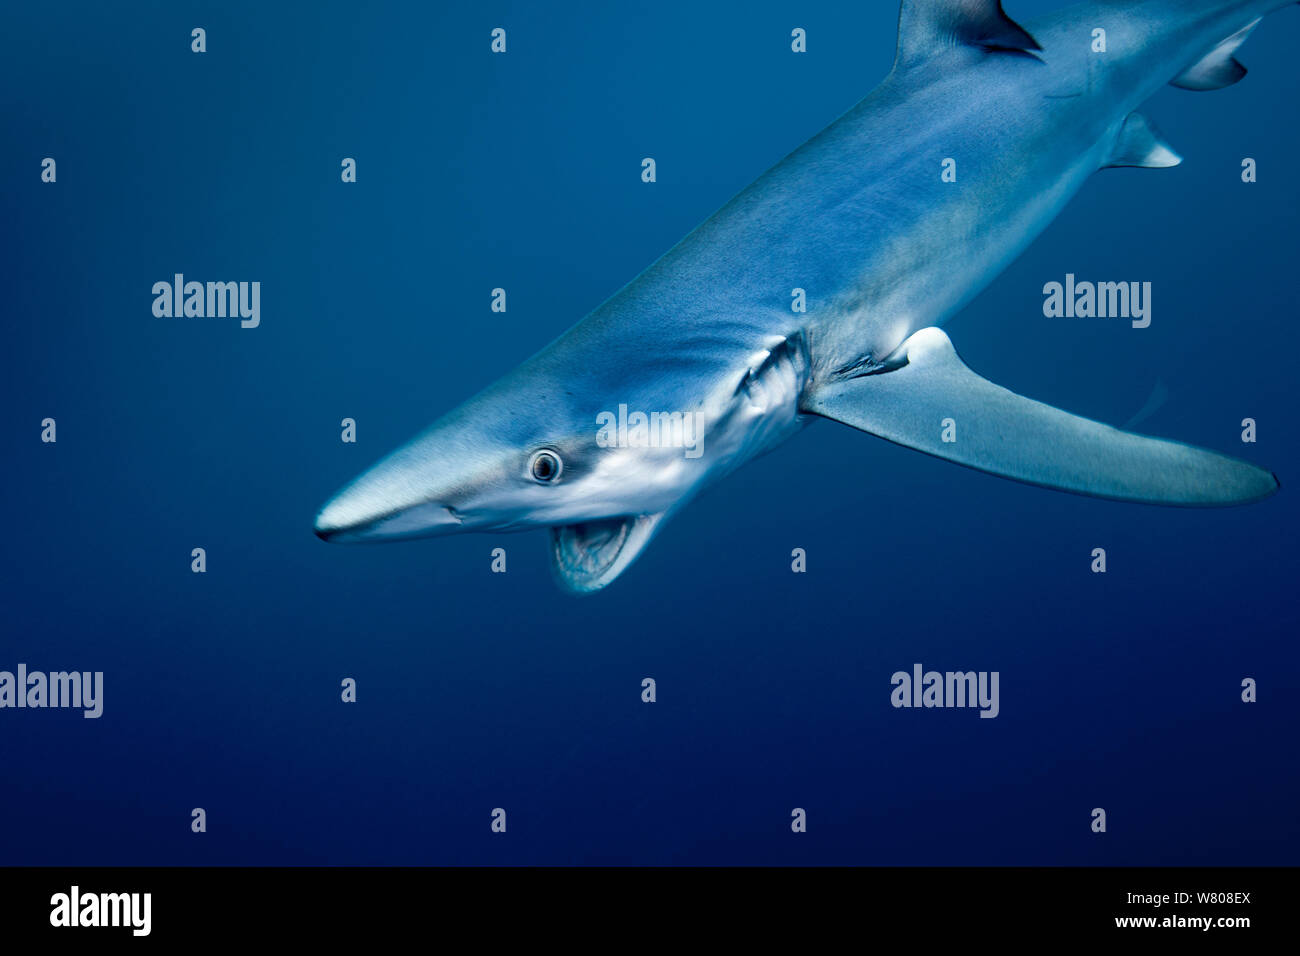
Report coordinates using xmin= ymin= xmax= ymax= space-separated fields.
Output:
xmin=2 ymin=1 xmax=1296 ymax=865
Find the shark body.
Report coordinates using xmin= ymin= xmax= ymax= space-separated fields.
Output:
xmin=316 ymin=0 xmax=1287 ymax=592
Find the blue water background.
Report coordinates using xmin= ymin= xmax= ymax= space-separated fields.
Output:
xmin=1 ymin=1 xmax=1296 ymax=864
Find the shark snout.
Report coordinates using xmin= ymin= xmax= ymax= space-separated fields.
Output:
xmin=314 ymin=398 xmax=525 ymax=543
xmin=314 ymin=496 xmax=463 ymax=542
xmin=314 ymin=451 xmax=470 ymax=542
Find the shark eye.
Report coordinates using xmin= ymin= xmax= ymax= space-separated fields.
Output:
xmin=529 ymin=449 xmax=562 ymax=483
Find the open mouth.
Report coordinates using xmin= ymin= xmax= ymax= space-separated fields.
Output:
xmin=549 ymin=514 xmax=665 ymax=594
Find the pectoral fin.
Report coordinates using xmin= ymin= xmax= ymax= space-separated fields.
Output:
xmin=1171 ymin=19 xmax=1258 ymax=91
xmin=549 ymin=514 xmax=667 ymax=594
xmin=802 ymin=328 xmax=1277 ymax=507
xmin=1103 ymin=112 xmax=1182 ymax=169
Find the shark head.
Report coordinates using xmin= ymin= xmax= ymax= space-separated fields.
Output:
xmin=313 ymin=351 xmax=719 ymax=592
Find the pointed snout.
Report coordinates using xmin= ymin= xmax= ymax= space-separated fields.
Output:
xmin=313 ymin=437 xmax=475 ymax=543
xmin=314 ymin=495 xmax=463 ymax=542
xmin=314 ymin=381 xmax=539 ymax=543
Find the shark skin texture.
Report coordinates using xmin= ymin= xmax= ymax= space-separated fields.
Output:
xmin=315 ymin=0 xmax=1288 ymax=593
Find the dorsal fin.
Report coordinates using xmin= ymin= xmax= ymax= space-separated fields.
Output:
xmin=894 ymin=0 xmax=1041 ymax=71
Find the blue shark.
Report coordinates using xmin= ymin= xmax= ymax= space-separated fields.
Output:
xmin=316 ymin=0 xmax=1287 ymax=592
